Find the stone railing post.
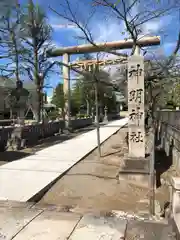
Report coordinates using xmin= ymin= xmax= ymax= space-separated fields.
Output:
xmin=171 ymin=177 xmax=180 ymax=215
xmin=103 ymin=106 xmax=108 ymax=123
xmin=171 ymin=177 xmax=180 ymax=238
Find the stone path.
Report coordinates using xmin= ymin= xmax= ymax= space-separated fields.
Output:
xmin=0 ymin=202 xmax=175 ymax=240
xmin=0 ymin=118 xmax=128 ymax=202
xmin=0 ymin=203 xmax=127 ymax=240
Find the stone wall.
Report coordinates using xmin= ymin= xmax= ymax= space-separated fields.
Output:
xmin=169 ymin=177 xmax=180 ymax=239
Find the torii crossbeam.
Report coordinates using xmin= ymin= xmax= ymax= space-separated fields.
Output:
xmin=47 ymin=36 xmax=160 ymax=56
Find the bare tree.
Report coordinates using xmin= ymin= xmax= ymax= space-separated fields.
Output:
xmin=50 ymin=2 xmax=180 ymax=79
xmin=100 ymin=1 xmax=180 ymax=118
xmin=20 ymin=0 xmax=58 ymax=121
xmin=49 ymin=0 xmax=180 ymax=54
xmin=0 ymin=1 xmax=25 ymax=78
xmin=48 ymin=0 xmax=180 ymax=129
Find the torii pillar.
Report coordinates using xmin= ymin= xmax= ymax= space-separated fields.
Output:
xmin=62 ymin=53 xmax=71 ymax=129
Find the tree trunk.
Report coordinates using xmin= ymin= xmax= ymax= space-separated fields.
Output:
xmin=37 ymin=88 xmax=41 ymax=122
xmin=34 ymin=47 xmax=41 ymax=122
xmin=11 ymin=31 xmax=20 ymax=82
xmin=61 ymin=108 xmax=64 ymax=120
xmin=86 ymin=99 xmax=90 ymax=116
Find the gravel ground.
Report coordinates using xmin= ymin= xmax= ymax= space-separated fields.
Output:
xmin=38 ymin=127 xmax=151 ymax=215
xmin=38 ymin=126 xmax=179 ymax=216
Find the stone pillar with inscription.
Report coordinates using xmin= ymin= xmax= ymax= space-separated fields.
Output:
xmin=116 ymin=52 xmax=149 ymax=186
xmin=128 ymin=54 xmax=145 ymax=158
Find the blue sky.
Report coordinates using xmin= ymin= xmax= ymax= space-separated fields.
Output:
xmin=7 ymin=0 xmax=180 ymax=96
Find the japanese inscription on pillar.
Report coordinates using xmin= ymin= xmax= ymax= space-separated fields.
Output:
xmin=128 ymin=55 xmax=145 ymax=158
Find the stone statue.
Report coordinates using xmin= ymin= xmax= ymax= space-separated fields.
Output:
xmin=9 ymin=80 xmax=30 ymax=123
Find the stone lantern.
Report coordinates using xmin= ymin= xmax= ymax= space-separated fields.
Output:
xmin=103 ymin=105 xmax=108 ymax=123
xmin=10 ymin=80 xmax=29 ymax=124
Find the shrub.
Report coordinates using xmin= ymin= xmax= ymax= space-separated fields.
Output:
xmin=76 ymin=113 xmax=90 ymax=119
xmin=48 ymin=110 xmax=59 ymax=120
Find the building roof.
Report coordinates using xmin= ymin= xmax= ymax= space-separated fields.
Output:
xmin=0 ymin=77 xmax=16 ymax=89
xmin=0 ymin=77 xmax=37 ymax=91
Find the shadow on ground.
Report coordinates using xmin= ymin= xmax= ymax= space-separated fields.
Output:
xmin=0 ymin=151 xmax=31 ymax=164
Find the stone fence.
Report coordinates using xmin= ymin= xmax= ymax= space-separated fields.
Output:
xmin=0 ymin=120 xmax=65 ymax=151
xmin=169 ymin=177 xmax=180 ymax=239
xmin=155 ymin=110 xmax=180 ymax=170
xmin=155 ymin=111 xmax=180 ymax=238
xmin=155 ymin=110 xmax=180 ymax=128
xmin=0 ymin=120 xmax=13 ymax=126
xmin=70 ymin=118 xmax=93 ymax=129
xmin=0 ymin=118 xmax=93 ymax=151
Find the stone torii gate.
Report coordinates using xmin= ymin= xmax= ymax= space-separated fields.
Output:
xmin=70 ymin=57 xmax=127 ymax=70
xmin=47 ymin=36 xmax=160 ymax=160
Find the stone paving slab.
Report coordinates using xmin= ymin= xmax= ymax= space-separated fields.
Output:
xmin=13 ymin=211 xmax=82 ymax=240
xmin=125 ymin=219 xmax=175 ymax=240
xmin=0 ymin=160 xmax=75 ymax=172
xmin=0 ymin=200 xmax=35 ymax=209
xmin=19 ymin=156 xmax=77 ymax=163
xmin=0 ymin=207 xmax=42 ymax=240
xmin=0 ymin=118 xmax=128 ymax=202
xmin=0 ymin=204 xmax=175 ymax=240
xmin=35 ymin=150 xmax=92 ymax=160
xmin=69 ymin=214 xmax=127 ymax=240
xmin=0 ymin=170 xmax=60 ymax=201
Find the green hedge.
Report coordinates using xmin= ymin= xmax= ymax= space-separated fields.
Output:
xmin=76 ymin=113 xmax=90 ymax=119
